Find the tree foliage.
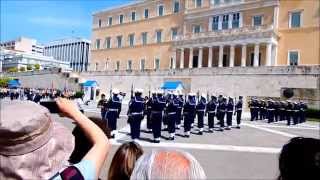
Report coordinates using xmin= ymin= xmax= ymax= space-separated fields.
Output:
xmin=34 ymin=64 xmax=40 ymax=70
xmin=0 ymin=77 xmax=12 ymax=87
xmin=8 ymin=67 xmax=18 ymax=73
xmin=19 ymin=66 xmax=26 ymax=72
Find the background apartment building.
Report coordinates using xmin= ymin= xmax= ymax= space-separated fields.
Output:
xmin=0 ymin=37 xmax=44 ymax=55
xmin=44 ymin=38 xmax=91 ymax=72
xmin=91 ymin=0 xmax=319 ymax=71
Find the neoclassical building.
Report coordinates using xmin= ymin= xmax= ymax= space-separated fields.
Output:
xmin=91 ymin=0 xmax=319 ymax=71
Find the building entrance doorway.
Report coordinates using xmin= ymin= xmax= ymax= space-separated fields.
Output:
xmin=250 ymin=53 xmax=261 ymax=66
xmin=193 ymin=56 xmax=198 ymax=68
xmin=223 ymin=54 xmax=228 ymax=67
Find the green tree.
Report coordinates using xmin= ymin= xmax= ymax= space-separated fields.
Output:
xmin=34 ymin=64 xmax=40 ymax=70
xmin=0 ymin=77 xmax=12 ymax=87
xmin=8 ymin=67 xmax=18 ymax=73
xmin=26 ymin=65 xmax=33 ymax=71
xmin=19 ymin=66 xmax=26 ymax=72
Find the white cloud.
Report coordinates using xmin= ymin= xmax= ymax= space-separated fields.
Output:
xmin=28 ymin=16 xmax=85 ymax=27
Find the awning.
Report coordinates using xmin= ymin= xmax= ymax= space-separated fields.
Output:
xmin=8 ymin=79 xmax=21 ymax=88
xmin=161 ymin=81 xmax=184 ymax=90
xmin=81 ymin=80 xmax=98 ymax=87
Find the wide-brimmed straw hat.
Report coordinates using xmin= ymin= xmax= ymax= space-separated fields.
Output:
xmin=0 ymin=100 xmax=75 ymax=179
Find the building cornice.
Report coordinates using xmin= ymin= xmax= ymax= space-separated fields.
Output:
xmin=185 ymin=0 xmax=279 ymax=20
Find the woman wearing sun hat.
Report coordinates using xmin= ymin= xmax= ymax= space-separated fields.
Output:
xmin=0 ymin=98 xmax=110 ymax=179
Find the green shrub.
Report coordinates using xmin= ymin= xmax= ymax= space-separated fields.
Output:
xmin=306 ymin=108 xmax=320 ymax=119
xmin=27 ymin=65 xmax=33 ymax=71
xmin=0 ymin=77 xmax=12 ymax=87
xmin=19 ymin=67 xmax=26 ymax=72
xmin=8 ymin=67 xmax=18 ymax=73
xmin=34 ymin=64 xmax=40 ymax=70
xmin=74 ymin=91 xmax=84 ymax=99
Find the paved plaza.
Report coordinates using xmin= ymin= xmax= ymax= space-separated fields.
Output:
xmin=53 ymin=102 xmax=320 ymax=180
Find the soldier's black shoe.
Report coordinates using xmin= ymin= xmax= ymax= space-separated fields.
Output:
xmin=110 ymin=134 xmax=115 ymax=139
xmin=154 ymin=140 xmax=160 ymax=143
xmin=185 ymin=134 xmax=190 ymax=138
xmin=236 ymin=126 xmax=241 ymax=129
xmin=209 ymin=129 xmax=214 ymax=133
xmin=198 ymin=131 xmax=203 ymax=135
xmin=225 ymin=127 xmax=231 ymax=130
xmin=169 ymin=137 xmax=175 ymax=141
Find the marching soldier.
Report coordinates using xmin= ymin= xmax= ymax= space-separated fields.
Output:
xmin=279 ymin=101 xmax=286 ymax=121
xmin=286 ymin=100 xmax=293 ymax=126
xmin=257 ymin=100 xmax=262 ymax=120
xmin=146 ymin=91 xmax=156 ymax=132
xmin=127 ymin=89 xmax=145 ymax=141
xmin=217 ymin=96 xmax=227 ymax=131
xmin=226 ymin=97 xmax=234 ymax=130
xmin=196 ymin=94 xmax=206 ymax=135
xmin=248 ymin=98 xmax=254 ymax=121
xmin=183 ymin=93 xmax=196 ymax=137
xmin=299 ymin=101 xmax=307 ymax=123
xmin=274 ymin=101 xmax=280 ymax=122
xmin=151 ymin=90 xmax=166 ymax=143
xmin=293 ymin=102 xmax=300 ymax=125
xmin=267 ymin=100 xmax=275 ymax=123
xmin=166 ymin=92 xmax=178 ymax=140
xmin=106 ymin=89 xmax=122 ymax=138
xmin=176 ymin=92 xmax=184 ymax=129
xmin=206 ymin=95 xmax=217 ymax=133
xmin=234 ymin=96 xmax=243 ymax=128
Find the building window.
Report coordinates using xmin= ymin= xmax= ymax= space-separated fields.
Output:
xmin=171 ymin=28 xmax=178 ymax=40
xmin=288 ymin=51 xmax=299 ymax=66
xmin=193 ymin=25 xmax=201 ymax=33
xmin=158 ymin=5 xmax=164 ymax=16
xmin=173 ymin=1 xmax=180 ymax=13
xmin=222 ymin=15 xmax=229 ymax=29
xmin=144 ymin=9 xmax=149 ymax=19
xmin=212 ymin=16 xmax=219 ymax=30
xmin=170 ymin=57 xmax=174 ymax=69
xmin=253 ymin=15 xmax=262 ymax=26
xmin=98 ymin=19 xmax=102 ymax=28
xmin=131 ymin=11 xmax=136 ymax=21
xmin=195 ymin=0 xmax=202 ymax=8
xmin=127 ymin=60 xmax=132 ymax=70
xmin=289 ymin=11 xmax=301 ymax=28
xmin=232 ymin=13 xmax=240 ymax=28
xmin=142 ymin=32 xmax=148 ymax=45
xmin=116 ymin=61 xmax=120 ymax=71
xmin=95 ymin=39 xmax=101 ymax=49
xmin=154 ymin=58 xmax=160 ymax=70
xmin=140 ymin=59 xmax=145 ymax=70
xmin=156 ymin=30 xmax=162 ymax=43
xmin=105 ymin=37 xmax=111 ymax=49
xmin=95 ymin=62 xmax=99 ymax=71
xmin=129 ymin=34 xmax=135 ymax=47
xmin=212 ymin=0 xmax=221 ymax=6
xmin=108 ymin=17 xmax=112 ymax=26
xmin=117 ymin=36 xmax=122 ymax=48
xmin=119 ymin=14 xmax=124 ymax=24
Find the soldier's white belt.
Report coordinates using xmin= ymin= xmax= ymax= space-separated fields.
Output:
xmin=227 ymin=111 xmax=233 ymax=112
xmin=108 ymin=109 xmax=118 ymax=111
xmin=168 ymin=112 xmax=176 ymax=115
xmin=151 ymin=111 xmax=162 ymax=113
xmin=236 ymin=109 xmax=242 ymax=111
xmin=208 ymin=111 xmax=215 ymax=113
xmin=197 ymin=110 xmax=205 ymax=112
xmin=131 ymin=112 xmax=143 ymax=115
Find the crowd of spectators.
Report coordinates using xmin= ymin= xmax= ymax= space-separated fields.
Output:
xmin=0 ymin=98 xmax=319 ymax=180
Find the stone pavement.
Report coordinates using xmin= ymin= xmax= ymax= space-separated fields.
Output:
xmin=54 ymin=103 xmax=319 ymax=180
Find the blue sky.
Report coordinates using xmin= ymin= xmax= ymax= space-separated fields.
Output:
xmin=0 ymin=0 xmax=132 ymax=44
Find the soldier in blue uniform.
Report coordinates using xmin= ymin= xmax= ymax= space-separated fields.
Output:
xmin=206 ymin=95 xmax=217 ymax=133
xmin=176 ymin=92 xmax=184 ymax=129
xmin=151 ymin=90 xmax=166 ymax=143
xmin=299 ymin=101 xmax=307 ymax=123
xmin=267 ymin=100 xmax=275 ymax=123
xmin=127 ymin=88 xmax=145 ymax=141
xmin=146 ymin=91 xmax=156 ymax=132
xmin=183 ymin=93 xmax=196 ymax=137
xmin=166 ymin=92 xmax=179 ymax=140
xmin=225 ymin=97 xmax=234 ymax=130
xmin=293 ymin=102 xmax=300 ymax=125
xmin=279 ymin=101 xmax=286 ymax=121
xmin=235 ymin=96 xmax=243 ymax=128
xmin=286 ymin=101 xmax=293 ymax=126
xmin=217 ymin=96 xmax=227 ymax=131
xmin=196 ymin=94 xmax=206 ymax=135
xmin=106 ymin=89 xmax=122 ymax=138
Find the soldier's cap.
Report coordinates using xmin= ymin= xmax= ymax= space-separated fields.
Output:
xmin=201 ymin=93 xmax=206 ymax=98
xmin=228 ymin=97 xmax=233 ymax=100
xmin=173 ymin=92 xmax=178 ymax=96
xmin=156 ymin=90 xmax=164 ymax=94
xmin=188 ymin=92 xmax=196 ymax=96
xmin=239 ymin=96 xmax=243 ymax=99
xmin=112 ymin=88 xmax=120 ymax=94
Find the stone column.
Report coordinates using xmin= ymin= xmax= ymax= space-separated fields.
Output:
xmin=266 ymin=43 xmax=272 ymax=66
xmin=180 ymin=48 xmax=184 ymax=69
xmin=229 ymin=45 xmax=235 ymax=67
xmin=172 ymin=50 xmax=176 ymax=69
xmin=198 ymin=47 xmax=203 ymax=68
xmin=228 ymin=14 xmax=233 ymax=29
xmin=208 ymin=46 xmax=213 ymax=68
xmin=253 ymin=43 xmax=260 ymax=67
xmin=241 ymin=44 xmax=247 ymax=67
xmin=218 ymin=15 xmax=223 ymax=30
xmin=218 ymin=45 xmax=224 ymax=67
xmin=189 ymin=47 xmax=193 ymax=68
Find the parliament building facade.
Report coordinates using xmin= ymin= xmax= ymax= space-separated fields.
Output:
xmin=90 ymin=0 xmax=319 ymax=71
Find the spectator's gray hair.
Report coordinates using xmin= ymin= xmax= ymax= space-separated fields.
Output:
xmin=130 ymin=149 xmax=206 ymax=180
